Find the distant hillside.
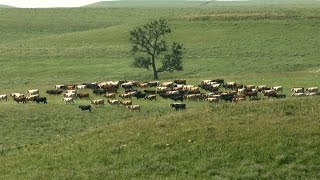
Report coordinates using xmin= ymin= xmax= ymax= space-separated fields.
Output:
xmin=0 ymin=4 xmax=15 ymax=8
xmin=85 ymin=0 xmax=319 ymax=7
xmin=85 ymin=1 xmax=207 ymax=7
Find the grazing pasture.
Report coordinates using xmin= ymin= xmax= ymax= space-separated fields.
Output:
xmin=0 ymin=2 xmax=320 ymax=179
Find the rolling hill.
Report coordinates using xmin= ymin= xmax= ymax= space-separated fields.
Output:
xmin=0 ymin=3 xmax=320 ymax=179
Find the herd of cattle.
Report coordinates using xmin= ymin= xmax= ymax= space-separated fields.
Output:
xmin=0 ymin=79 xmax=319 ymax=112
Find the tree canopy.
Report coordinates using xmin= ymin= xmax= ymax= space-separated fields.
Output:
xmin=129 ymin=19 xmax=183 ymax=80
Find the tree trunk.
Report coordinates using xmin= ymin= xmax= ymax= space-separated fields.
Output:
xmin=151 ymin=56 xmax=158 ymax=80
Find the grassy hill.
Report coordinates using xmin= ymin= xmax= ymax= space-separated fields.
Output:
xmin=0 ymin=4 xmax=15 ymax=8
xmin=86 ymin=0 xmax=320 ymax=7
xmin=0 ymin=3 xmax=320 ymax=179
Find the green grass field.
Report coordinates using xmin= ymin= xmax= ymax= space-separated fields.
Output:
xmin=0 ymin=1 xmax=320 ymax=178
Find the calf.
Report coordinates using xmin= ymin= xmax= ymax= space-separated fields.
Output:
xmin=170 ymin=103 xmax=186 ymax=111
xmin=79 ymin=105 xmax=91 ymax=112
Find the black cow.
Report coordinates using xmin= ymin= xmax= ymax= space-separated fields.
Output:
xmin=170 ymin=103 xmax=186 ymax=111
xmin=93 ymin=89 xmax=107 ymax=95
xmin=46 ymin=90 xmax=63 ymax=95
xmin=134 ymin=92 xmax=147 ymax=100
xmin=220 ymin=93 xmax=234 ymax=102
xmin=33 ymin=97 xmax=47 ymax=104
xmin=79 ymin=105 xmax=91 ymax=112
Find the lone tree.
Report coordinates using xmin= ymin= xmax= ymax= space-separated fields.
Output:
xmin=129 ymin=19 xmax=183 ymax=80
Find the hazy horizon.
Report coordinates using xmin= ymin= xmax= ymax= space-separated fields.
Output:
xmin=0 ymin=0 xmax=112 ymax=8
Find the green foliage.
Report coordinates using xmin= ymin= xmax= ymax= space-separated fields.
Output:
xmin=160 ymin=42 xmax=183 ymax=72
xmin=129 ymin=18 xmax=183 ymax=79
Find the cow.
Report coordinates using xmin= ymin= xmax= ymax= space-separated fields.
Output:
xmin=66 ymin=90 xmax=77 ymax=94
xmin=170 ymin=95 xmax=184 ymax=102
xmin=206 ymin=97 xmax=219 ymax=103
xmin=79 ymin=105 xmax=91 ymax=112
xmin=159 ymin=93 xmax=173 ymax=99
xmin=148 ymin=81 xmax=159 ymax=87
xmin=27 ymin=89 xmax=39 ymax=95
xmin=76 ymin=85 xmax=86 ymax=89
xmin=125 ymin=105 xmax=140 ymax=112
xmin=220 ymin=93 xmax=234 ymax=102
xmin=276 ymin=94 xmax=286 ymax=99
xmin=66 ymin=85 xmax=76 ymax=90
xmin=144 ymin=94 xmax=157 ymax=101
xmin=223 ymin=82 xmax=237 ymax=90
xmin=263 ymin=90 xmax=277 ymax=98
xmin=244 ymin=91 xmax=258 ymax=98
xmin=292 ymin=92 xmax=305 ymax=97
xmin=55 ymin=84 xmax=66 ymax=90
xmin=291 ymin=87 xmax=304 ymax=93
xmin=108 ymin=99 xmax=120 ymax=105
xmin=46 ymin=90 xmax=63 ymax=95
xmin=61 ymin=97 xmax=74 ymax=104
xmin=0 ymin=94 xmax=8 ymax=101
xmin=134 ymin=92 xmax=147 ymax=100
xmin=26 ymin=94 xmax=39 ymax=102
xmin=103 ymin=93 xmax=116 ymax=99
xmin=174 ymin=79 xmax=186 ymax=85
xmin=14 ymin=96 xmax=27 ymax=104
xmin=10 ymin=93 xmax=24 ymax=99
xmin=137 ymin=82 xmax=149 ymax=88
xmin=143 ymin=90 xmax=156 ymax=95
xmin=271 ymin=86 xmax=283 ymax=92
xmin=90 ymin=99 xmax=105 ymax=107
xmin=93 ymin=89 xmax=107 ymax=95
xmin=160 ymin=82 xmax=174 ymax=87
xmin=77 ymin=93 xmax=90 ymax=99
xmin=257 ymin=85 xmax=270 ymax=92
xmin=64 ymin=92 xmax=76 ymax=98
xmin=307 ymin=92 xmax=319 ymax=96
xmin=170 ymin=103 xmax=186 ymax=111
xmin=120 ymin=100 xmax=132 ymax=106
xmin=306 ymin=87 xmax=318 ymax=93
xmin=33 ymin=96 xmax=47 ymax=104
xmin=119 ymin=93 xmax=132 ymax=99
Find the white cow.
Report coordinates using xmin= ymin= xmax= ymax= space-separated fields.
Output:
xmin=27 ymin=89 xmax=39 ymax=95
xmin=61 ymin=97 xmax=74 ymax=104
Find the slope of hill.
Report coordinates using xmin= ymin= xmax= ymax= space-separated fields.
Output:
xmin=0 ymin=4 xmax=15 ymax=8
xmin=86 ymin=0 xmax=320 ymax=7
xmin=0 ymin=4 xmax=320 ymax=179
